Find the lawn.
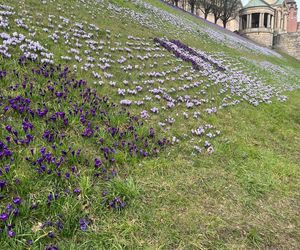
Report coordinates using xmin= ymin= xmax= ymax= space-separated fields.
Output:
xmin=0 ymin=0 xmax=300 ymax=249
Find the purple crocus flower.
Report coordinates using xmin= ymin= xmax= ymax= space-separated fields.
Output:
xmin=0 ymin=213 xmax=9 ymax=221
xmin=13 ymin=197 xmax=22 ymax=205
xmin=48 ymin=231 xmax=55 ymax=238
xmin=63 ymin=118 xmax=69 ymax=126
xmin=149 ymin=128 xmax=155 ymax=138
xmin=55 ymin=92 xmax=64 ymax=98
xmin=56 ymin=220 xmax=63 ymax=231
xmin=6 ymin=204 xmax=13 ymax=213
xmin=13 ymin=208 xmax=19 ymax=217
xmin=94 ymin=158 xmax=102 ymax=168
xmin=73 ymin=188 xmax=80 ymax=194
xmin=0 ymin=180 xmax=6 ymax=190
xmin=79 ymin=218 xmax=89 ymax=231
xmin=40 ymin=147 xmax=46 ymax=155
xmin=25 ymin=134 xmax=34 ymax=145
xmin=82 ymin=127 xmax=94 ymax=137
xmin=12 ymin=130 xmax=18 ymax=137
xmin=54 ymin=192 xmax=59 ymax=200
xmin=109 ymin=197 xmax=126 ymax=210
xmin=45 ymin=245 xmax=58 ymax=250
xmin=0 ymin=70 xmax=7 ymax=79
xmin=48 ymin=193 xmax=53 ymax=202
xmin=8 ymin=229 xmax=15 ymax=238
xmin=5 ymin=125 xmax=12 ymax=133
xmin=22 ymin=118 xmax=33 ymax=132
xmin=5 ymin=165 xmax=10 ymax=173
xmin=42 ymin=130 xmax=54 ymax=142
xmin=37 ymin=108 xmax=48 ymax=117
xmin=30 ymin=203 xmax=38 ymax=209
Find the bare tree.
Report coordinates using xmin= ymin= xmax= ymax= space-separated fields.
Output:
xmin=220 ymin=0 xmax=241 ymax=28
xmin=188 ymin=0 xmax=197 ymax=14
xmin=172 ymin=0 xmax=180 ymax=7
xmin=164 ymin=0 xmax=179 ymax=7
xmin=197 ymin=0 xmax=213 ymax=19
xmin=211 ymin=0 xmax=223 ymax=23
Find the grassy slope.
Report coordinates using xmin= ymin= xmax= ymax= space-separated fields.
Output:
xmin=129 ymin=92 xmax=300 ymax=249
xmin=0 ymin=0 xmax=300 ymax=249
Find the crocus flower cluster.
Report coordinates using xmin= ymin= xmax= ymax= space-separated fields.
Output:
xmin=108 ymin=0 xmax=283 ymax=57
xmin=0 ymin=0 xmax=299 ymax=247
xmin=155 ymin=38 xmax=226 ymax=71
xmin=108 ymin=196 xmax=126 ymax=210
xmin=0 ymin=141 xmax=12 ymax=159
xmin=0 ymin=59 xmax=169 ymax=244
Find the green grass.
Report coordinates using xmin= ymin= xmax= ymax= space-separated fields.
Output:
xmin=0 ymin=0 xmax=300 ymax=248
xmin=116 ymin=90 xmax=300 ymax=249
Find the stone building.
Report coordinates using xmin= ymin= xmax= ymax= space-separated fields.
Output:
xmin=166 ymin=0 xmax=299 ymax=37
xmin=165 ymin=0 xmax=300 ymax=59
xmin=239 ymin=0 xmax=300 ymax=47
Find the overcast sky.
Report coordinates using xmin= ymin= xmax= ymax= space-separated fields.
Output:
xmin=241 ymin=0 xmax=300 ymax=21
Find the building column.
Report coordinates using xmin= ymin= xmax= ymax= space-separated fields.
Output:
xmin=259 ymin=13 xmax=264 ymax=27
xmin=271 ymin=15 xmax=274 ymax=29
xmin=248 ymin=14 xmax=252 ymax=28
xmin=278 ymin=11 xmax=282 ymax=30
xmin=274 ymin=11 xmax=277 ymax=30
xmin=284 ymin=14 xmax=288 ymax=31
xmin=246 ymin=14 xmax=249 ymax=28
xmin=276 ymin=11 xmax=279 ymax=30
xmin=267 ymin=14 xmax=271 ymax=28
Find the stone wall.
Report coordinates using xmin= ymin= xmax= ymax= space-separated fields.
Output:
xmin=241 ymin=30 xmax=274 ymax=47
xmin=273 ymin=33 xmax=300 ymax=60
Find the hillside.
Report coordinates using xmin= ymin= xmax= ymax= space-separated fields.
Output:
xmin=0 ymin=0 xmax=300 ymax=249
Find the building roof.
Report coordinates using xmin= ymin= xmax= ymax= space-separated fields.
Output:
xmin=244 ymin=0 xmax=271 ymax=8
xmin=273 ymin=0 xmax=285 ymax=5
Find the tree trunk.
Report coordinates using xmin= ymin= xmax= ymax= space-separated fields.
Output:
xmin=204 ymin=12 xmax=209 ymax=20
xmin=214 ymin=15 xmax=218 ymax=24
xmin=223 ymin=20 xmax=227 ymax=28
xmin=191 ymin=4 xmax=194 ymax=14
xmin=175 ymin=0 xmax=178 ymax=7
